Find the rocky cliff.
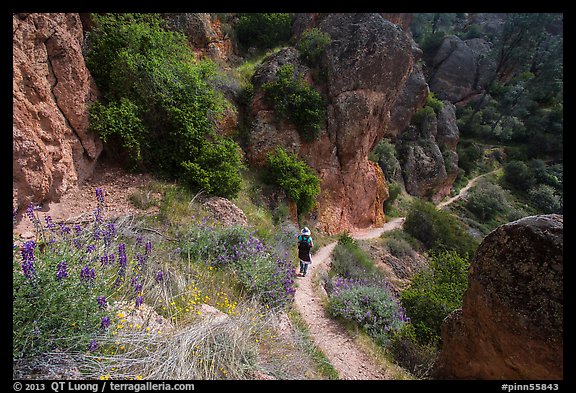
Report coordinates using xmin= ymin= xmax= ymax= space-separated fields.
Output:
xmin=247 ymin=13 xmax=417 ymax=233
xmin=13 ymin=13 xmax=101 ymax=212
xmin=434 ymin=214 xmax=563 ymax=379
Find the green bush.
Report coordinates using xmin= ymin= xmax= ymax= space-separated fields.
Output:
xmin=528 ymin=184 xmax=562 ymax=213
xmin=264 ymin=147 xmax=321 ymax=216
xmin=503 ymin=160 xmax=535 ymax=191
xmin=327 ymin=285 xmax=407 ymax=346
xmin=404 ymin=199 xmax=478 ymax=258
xmin=331 ymin=236 xmax=377 ymax=280
xmin=88 ymin=98 xmax=147 ymax=167
xmin=399 ymin=250 xmax=469 ymax=345
xmin=369 ymin=138 xmax=399 ymax=181
xmin=86 ymin=13 xmax=243 ymax=199
xmin=464 ymin=179 xmax=510 ymax=221
xmin=235 ymin=13 xmax=292 ymax=51
xmin=263 ymin=64 xmax=326 ymax=142
xmin=296 ymin=28 xmax=332 ymax=66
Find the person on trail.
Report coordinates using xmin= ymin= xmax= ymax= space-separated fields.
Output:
xmin=297 ymin=227 xmax=314 ymax=277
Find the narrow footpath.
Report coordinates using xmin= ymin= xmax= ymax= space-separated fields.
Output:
xmin=293 ymin=217 xmax=405 ymax=380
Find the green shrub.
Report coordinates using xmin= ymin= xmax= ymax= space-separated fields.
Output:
xmin=235 ymin=13 xmax=292 ymax=51
xmin=404 ymin=199 xmax=478 ymax=258
xmin=263 ymin=64 xmax=326 ymax=142
xmin=86 ymin=13 xmax=243 ymax=199
xmin=331 ymin=236 xmax=377 ymax=280
xmin=264 ymin=147 xmax=321 ymax=217
xmin=425 ymin=92 xmax=444 ymax=114
xmin=296 ymin=28 xmax=332 ymax=66
xmin=399 ymin=250 xmax=469 ymax=345
xmin=89 ymin=98 xmax=147 ymax=167
xmin=464 ymin=179 xmax=510 ymax=221
xmin=503 ymin=160 xmax=535 ymax=191
xmin=528 ymin=184 xmax=562 ymax=213
xmin=327 ymin=284 xmax=408 ymax=346
xmin=369 ymin=138 xmax=399 ymax=181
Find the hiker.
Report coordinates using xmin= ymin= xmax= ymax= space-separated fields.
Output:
xmin=297 ymin=227 xmax=314 ymax=277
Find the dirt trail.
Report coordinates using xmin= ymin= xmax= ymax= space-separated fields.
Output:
xmin=437 ymin=170 xmax=498 ymax=209
xmin=293 ymin=217 xmax=406 ymax=380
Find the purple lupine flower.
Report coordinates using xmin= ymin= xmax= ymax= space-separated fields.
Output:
xmin=87 ymin=339 xmax=98 ymax=352
xmin=73 ymin=224 xmax=82 ymax=235
xmin=56 ymin=260 xmax=68 ymax=280
xmin=100 ymin=254 xmax=109 ymax=266
xmin=145 ymin=240 xmax=152 ymax=255
xmin=101 ymin=316 xmax=111 ymax=330
xmin=118 ymin=243 xmax=127 ymax=269
xmin=80 ymin=265 xmax=96 ymax=282
xmin=44 ymin=215 xmax=56 ymax=231
xmin=86 ymin=244 xmax=96 ymax=253
xmin=95 ymin=187 xmax=105 ymax=204
xmin=135 ymin=295 xmax=143 ymax=308
xmin=155 ymin=270 xmax=164 ymax=283
xmin=136 ymin=236 xmax=143 ymax=247
xmin=21 ymin=240 xmax=37 ymax=280
xmin=97 ymin=296 xmax=107 ymax=309
xmin=59 ymin=223 xmax=71 ymax=235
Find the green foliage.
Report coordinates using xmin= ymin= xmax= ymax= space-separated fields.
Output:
xmin=404 ymin=199 xmax=479 ymax=258
xmin=425 ymin=92 xmax=444 ymax=114
xmin=263 ymin=64 xmax=326 ymax=142
xmin=389 ymin=323 xmax=438 ymax=378
xmin=369 ymin=138 xmax=399 ymax=181
xmin=327 ymin=285 xmax=407 ymax=346
xmin=86 ymin=13 xmax=243 ymax=199
xmin=264 ymin=147 xmax=321 ymax=216
xmin=88 ymin=98 xmax=147 ymax=167
xmin=235 ymin=13 xmax=292 ymax=51
xmin=400 ymin=250 xmax=469 ymax=345
xmin=296 ymin=28 xmax=332 ymax=66
xmin=464 ymin=179 xmax=510 ymax=221
xmin=503 ymin=160 xmax=535 ymax=190
xmin=332 ymin=236 xmax=377 ymax=280
xmin=528 ymin=184 xmax=562 ymax=213
xmin=411 ymin=105 xmax=436 ymax=127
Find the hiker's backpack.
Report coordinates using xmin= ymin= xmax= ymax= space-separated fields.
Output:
xmin=298 ymin=235 xmax=312 ymax=258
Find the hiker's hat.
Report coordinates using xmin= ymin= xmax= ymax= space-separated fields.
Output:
xmin=301 ymin=227 xmax=311 ymax=235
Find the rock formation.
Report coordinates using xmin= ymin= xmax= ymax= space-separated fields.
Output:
xmin=426 ymin=35 xmax=493 ymax=105
xmin=248 ymin=13 xmax=416 ymax=233
xmin=13 ymin=13 xmax=102 ymax=213
xmin=434 ymin=214 xmax=563 ymax=379
xmin=397 ymin=101 xmax=460 ymax=202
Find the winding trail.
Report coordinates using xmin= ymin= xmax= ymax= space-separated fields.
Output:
xmin=293 ymin=217 xmax=405 ymax=380
xmin=292 ymin=170 xmax=490 ymax=379
xmin=437 ymin=170 xmax=498 ymax=209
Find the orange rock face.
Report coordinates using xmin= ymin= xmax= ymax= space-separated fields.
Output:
xmin=13 ymin=13 xmax=102 ymax=211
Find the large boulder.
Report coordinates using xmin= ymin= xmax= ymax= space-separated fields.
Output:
xmin=435 ymin=215 xmax=563 ymax=379
xmin=13 ymin=13 xmax=102 ymax=213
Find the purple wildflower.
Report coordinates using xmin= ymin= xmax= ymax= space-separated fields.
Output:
xmin=56 ymin=260 xmax=68 ymax=280
xmin=21 ymin=240 xmax=37 ymax=280
xmin=44 ymin=215 xmax=56 ymax=231
xmin=101 ymin=316 xmax=111 ymax=330
xmin=80 ymin=265 xmax=96 ymax=282
xmin=155 ymin=270 xmax=164 ymax=283
xmin=87 ymin=339 xmax=98 ymax=352
xmin=135 ymin=295 xmax=143 ymax=308
xmin=145 ymin=240 xmax=152 ymax=255
xmin=95 ymin=188 xmax=105 ymax=204
xmin=97 ymin=296 xmax=107 ymax=309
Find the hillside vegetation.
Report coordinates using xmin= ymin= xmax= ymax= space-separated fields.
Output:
xmin=13 ymin=12 xmax=562 ymax=380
